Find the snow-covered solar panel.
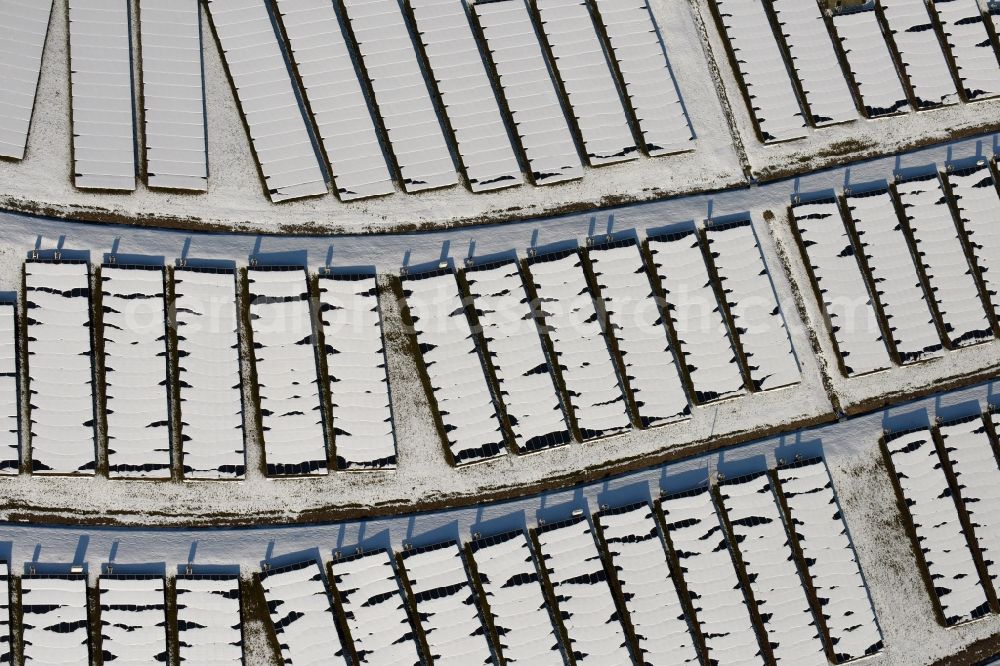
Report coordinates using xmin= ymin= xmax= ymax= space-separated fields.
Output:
xmin=705 ymin=220 xmax=800 ymax=391
xmin=527 ymin=251 xmax=631 ymax=439
xmin=947 ymin=162 xmax=1000 ymax=319
xmin=318 ymin=274 xmax=395 ymax=470
xmin=588 ymin=241 xmax=688 ymax=426
xmin=832 ymin=7 xmax=910 ymax=116
xmin=0 ymin=0 xmax=53 ymax=160
xmin=68 ymin=0 xmax=136 ymax=191
xmin=259 ymin=560 xmax=349 ymax=666
xmin=272 ymin=0 xmax=394 ymax=201
xmin=101 ymin=266 xmax=171 ymax=479
xmin=99 ymin=576 xmax=169 ymax=664
xmin=770 ymin=0 xmax=857 ymax=126
xmin=712 ymin=0 xmax=807 ymax=142
xmin=276 ymin=0 xmax=395 ymax=201
xmin=409 ymin=0 xmax=522 ymax=192
xmin=595 ymin=503 xmax=700 ymax=666
xmin=464 ymin=261 xmax=570 ymax=453
xmin=648 ymin=231 xmax=745 ymax=402
xmin=534 ymin=516 xmax=633 ymax=664
xmin=0 ymin=305 xmax=19 ymax=474
xmin=717 ymin=474 xmax=827 ymax=665
xmin=175 ymin=575 xmax=244 ymax=665
xmin=474 ymin=0 xmax=584 ymax=185
xmin=846 ymin=188 xmax=943 ymax=362
xmin=883 ymin=428 xmax=990 ymax=625
xmin=535 ymin=0 xmax=637 ymax=165
xmin=203 ymin=0 xmax=327 ymax=202
xmin=340 ymin=0 xmax=458 ymax=193
xmin=403 ymin=270 xmax=506 ymax=464
xmin=895 ymin=173 xmax=992 ymax=347
xmin=939 ymin=416 xmax=1000 ymax=596
xmin=139 ymin=0 xmax=208 ymax=191
xmin=791 ymin=198 xmax=891 ymax=377
xmin=468 ymin=531 xmax=562 ymax=665
xmin=174 ymin=268 xmax=245 ymax=480
xmin=25 ymin=261 xmax=96 ymax=475
xmin=590 ymin=0 xmax=693 ymax=155
xmin=776 ymin=459 xmax=883 ymax=663
xmin=934 ymin=0 xmax=1000 ymax=100
xmin=21 ymin=575 xmax=91 ymax=664
xmin=329 ymin=549 xmax=422 ymax=665
xmin=880 ymin=0 xmax=959 ymax=108
xmin=660 ymin=488 xmax=765 ymax=666
xmin=400 ymin=541 xmax=493 ymax=665
xmin=248 ymin=268 xmax=326 ymax=476
xmin=0 ymin=563 xmax=10 ymax=663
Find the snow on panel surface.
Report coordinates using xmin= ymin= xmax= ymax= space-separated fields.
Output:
xmin=175 ymin=576 xmax=244 ymax=665
xmin=99 ymin=576 xmax=168 ymax=664
xmin=596 ymin=504 xmax=699 ymax=666
xmin=328 ymin=550 xmax=421 ymax=665
xmin=883 ymin=428 xmax=990 ymax=625
xmin=660 ymin=488 xmax=765 ymax=666
xmin=934 ymin=0 xmax=1000 ymax=100
xmin=101 ymin=266 xmax=171 ymax=479
xmin=203 ymin=0 xmax=327 ymax=203
xmin=939 ymin=416 xmax=1000 ymax=593
xmin=718 ymin=474 xmax=826 ymax=665
xmin=68 ymin=0 xmax=136 ymax=191
xmin=272 ymin=0 xmax=394 ymax=201
xmin=880 ymin=0 xmax=959 ymax=108
xmin=21 ymin=576 xmax=90 ymax=664
xmin=464 ymin=262 xmax=569 ymax=453
xmin=248 ymin=269 xmax=326 ymax=476
xmin=341 ymin=0 xmax=457 ymax=193
xmin=0 ymin=306 xmax=19 ymax=474
xmin=0 ymin=564 xmax=8 ymax=663
xmin=535 ymin=0 xmax=637 ymax=165
xmin=401 ymin=542 xmax=493 ymax=666
xmin=0 ymin=0 xmax=53 ymax=159
xmin=705 ymin=220 xmax=800 ymax=391
xmin=528 ymin=251 xmax=631 ymax=438
xmin=534 ymin=517 xmax=632 ymax=664
xmin=846 ymin=188 xmax=943 ymax=362
xmin=588 ymin=242 xmax=689 ymax=425
xmin=404 ymin=270 xmax=506 ymax=464
xmin=25 ymin=261 xmax=95 ymax=475
xmin=791 ymin=198 xmax=891 ymax=376
xmin=469 ymin=531 xmax=562 ymax=665
xmin=318 ymin=275 xmax=395 ymax=469
xmin=776 ymin=459 xmax=883 ymax=662
xmin=590 ymin=0 xmax=693 ymax=155
xmin=174 ymin=269 xmax=245 ymax=480
xmin=832 ymin=8 xmax=910 ymax=116
xmin=947 ymin=162 xmax=1000 ymax=319
xmin=648 ymin=231 xmax=745 ymax=402
xmin=474 ymin=0 xmax=583 ymax=185
xmin=139 ymin=0 xmax=208 ymax=191
xmin=770 ymin=0 xmax=857 ymax=126
xmin=409 ymin=0 xmax=522 ymax=193
xmin=989 ymin=0 xmax=1000 ymax=39
xmin=259 ymin=561 xmax=349 ymax=666
xmin=713 ymin=0 xmax=807 ymax=142
xmin=895 ymin=174 xmax=991 ymax=347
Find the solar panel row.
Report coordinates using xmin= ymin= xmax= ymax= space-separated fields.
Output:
xmin=244 ymin=456 xmax=879 ymax=665
xmin=1 ymin=0 xmax=695 ymax=201
xmin=791 ymin=162 xmax=999 ymax=376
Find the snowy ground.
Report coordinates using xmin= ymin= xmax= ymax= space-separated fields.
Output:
xmin=1 ymin=0 xmax=997 ymax=234
xmin=1 ymin=380 xmax=998 ymax=666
